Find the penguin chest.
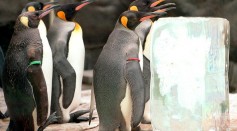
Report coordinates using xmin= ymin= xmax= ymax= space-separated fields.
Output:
xmin=139 ymin=39 xmax=144 ymax=71
xmin=59 ymin=28 xmax=85 ymax=122
xmin=38 ymin=21 xmax=52 ymax=118
xmin=67 ymin=28 xmax=85 ymax=102
xmin=120 ymin=84 xmax=132 ymax=130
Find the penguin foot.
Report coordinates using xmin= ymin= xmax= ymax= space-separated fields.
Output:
xmin=69 ymin=110 xmax=90 ymax=123
xmin=0 ymin=110 xmax=9 ymax=119
xmin=38 ymin=112 xmax=60 ymax=131
xmin=0 ymin=111 xmax=5 ymax=119
xmin=141 ymin=118 xmax=151 ymax=124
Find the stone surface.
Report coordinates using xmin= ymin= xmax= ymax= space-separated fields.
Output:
xmin=150 ymin=18 xmax=230 ymax=130
xmin=1 ymin=86 xmax=237 ymax=130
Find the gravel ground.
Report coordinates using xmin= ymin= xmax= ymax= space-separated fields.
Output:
xmin=0 ymin=85 xmax=236 ymax=131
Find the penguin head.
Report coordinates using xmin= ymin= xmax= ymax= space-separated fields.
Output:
xmin=22 ymin=1 xmax=58 ymax=13
xmin=119 ymin=10 xmax=167 ymax=30
xmin=129 ymin=0 xmax=176 ymax=12
xmin=129 ymin=0 xmax=151 ymax=12
xmin=19 ymin=5 xmax=58 ymax=28
xmin=55 ymin=0 xmax=94 ymax=21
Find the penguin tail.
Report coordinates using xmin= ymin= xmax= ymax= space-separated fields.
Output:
xmin=89 ymin=81 xmax=96 ymax=125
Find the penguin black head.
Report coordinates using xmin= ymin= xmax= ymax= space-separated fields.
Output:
xmin=119 ymin=10 xmax=167 ymax=30
xmin=129 ymin=0 xmax=176 ymax=13
xmin=22 ymin=1 xmax=58 ymax=13
xmin=19 ymin=6 xmax=58 ymax=28
xmin=56 ymin=0 xmax=94 ymax=21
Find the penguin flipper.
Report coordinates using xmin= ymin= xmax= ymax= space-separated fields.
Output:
xmin=27 ymin=62 xmax=48 ymax=125
xmin=54 ymin=56 xmax=76 ymax=109
xmin=143 ymin=56 xmax=151 ymax=102
xmin=125 ymin=61 xmax=145 ymax=128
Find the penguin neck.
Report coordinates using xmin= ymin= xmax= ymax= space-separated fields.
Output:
xmin=73 ymin=21 xmax=81 ymax=32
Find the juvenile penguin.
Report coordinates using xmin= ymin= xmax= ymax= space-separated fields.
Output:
xmin=48 ymin=0 xmax=94 ymax=123
xmin=2 ymin=7 xmax=58 ymax=131
xmin=129 ymin=0 xmax=176 ymax=123
xmin=22 ymin=1 xmax=58 ymax=118
xmin=93 ymin=10 xmax=167 ymax=130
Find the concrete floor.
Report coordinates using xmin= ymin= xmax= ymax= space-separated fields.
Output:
xmin=0 ymin=83 xmax=237 ymax=131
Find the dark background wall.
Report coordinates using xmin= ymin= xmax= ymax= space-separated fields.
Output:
xmin=0 ymin=0 xmax=236 ymax=68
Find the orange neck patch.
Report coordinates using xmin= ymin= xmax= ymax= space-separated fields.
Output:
xmin=74 ymin=22 xmax=82 ymax=32
xmin=129 ymin=6 xmax=138 ymax=11
xmin=57 ymin=11 xmax=67 ymax=21
xmin=28 ymin=6 xmax=36 ymax=12
xmin=121 ymin=16 xmax=128 ymax=28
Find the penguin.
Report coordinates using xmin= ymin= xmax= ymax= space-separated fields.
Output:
xmin=47 ymin=0 xmax=94 ymax=123
xmin=93 ymin=10 xmax=168 ymax=130
xmin=21 ymin=1 xmax=58 ymax=119
xmin=2 ymin=6 xmax=58 ymax=131
xmin=0 ymin=47 xmax=4 ymax=87
xmin=129 ymin=0 xmax=176 ymax=123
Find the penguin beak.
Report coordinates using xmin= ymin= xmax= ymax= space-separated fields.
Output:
xmin=150 ymin=0 xmax=165 ymax=7
xmin=39 ymin=5 xmax=60 ymax=19
xmin=151 ymin=3 xmax=176 ymax=12
xmin=43 ymin=1 xmax=59 ymax=10
xmin=139 ymin=11 xmax=167 ymax=22
xmin=75 ymin=0 xmax=95 ymax=11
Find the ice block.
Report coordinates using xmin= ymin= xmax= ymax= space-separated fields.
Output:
xmin=150 ymin=17 xmax=230 ymax=131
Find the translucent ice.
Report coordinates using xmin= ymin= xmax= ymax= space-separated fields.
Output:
xmin=150 ymin=17 xmax=230 ymax=131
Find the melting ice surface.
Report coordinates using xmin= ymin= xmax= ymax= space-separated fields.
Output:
xmin=150 ymin=17 xmax=230 ymax=131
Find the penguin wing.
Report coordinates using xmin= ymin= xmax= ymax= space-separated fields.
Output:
xmin=125 ymin=60 xmax=145 ymax=128
xmin=26 ymin=44 xmax=48 ymax=126
xmin=53 ymin=51 xmax=76 ymax=109
xmin=143 ymin=56 xmax=151 ymax=102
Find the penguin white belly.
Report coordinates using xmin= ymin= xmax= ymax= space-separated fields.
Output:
xmin=59 ymin=27 xmax=85 ymax=122
xmin=139 ymin=39 xmax=144 ymax=71
xmin=32 ymin=108 xmax=39 ymax=131
xmin=38 ymin=20 xmax=52 ymax=118
xmin=120 ymin=84 xmax=132 ymax=130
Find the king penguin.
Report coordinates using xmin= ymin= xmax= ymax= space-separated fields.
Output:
xmin=93 ymin=10 xmax=168 ymax=131
xmin=48 ymin=0 xmax=94 ymax=123
xmin=129 ymin=0 xmax=176 ymax=123
xmin=0 ymin=47 xmax=6 ymax=119
xmin=2 ymin=7 xmax=58 ymax=131
xmin=0 ymin=47 xmax=4 ymax=88
xmin=21 ymin=1 xmax=58 ymax=119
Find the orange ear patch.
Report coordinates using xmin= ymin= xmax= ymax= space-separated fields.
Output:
xmin=150 ymin=0 xmax=164 ymax=7
xmin=57 ymin=11 xmax=66 ymax=21
xmin=130 ymin=6 xmax=138 ymax=11
xmin=121 ymin=16 xmax=128 ymax=28
xmin=28 ymin=6 xmax=36 ymax=12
